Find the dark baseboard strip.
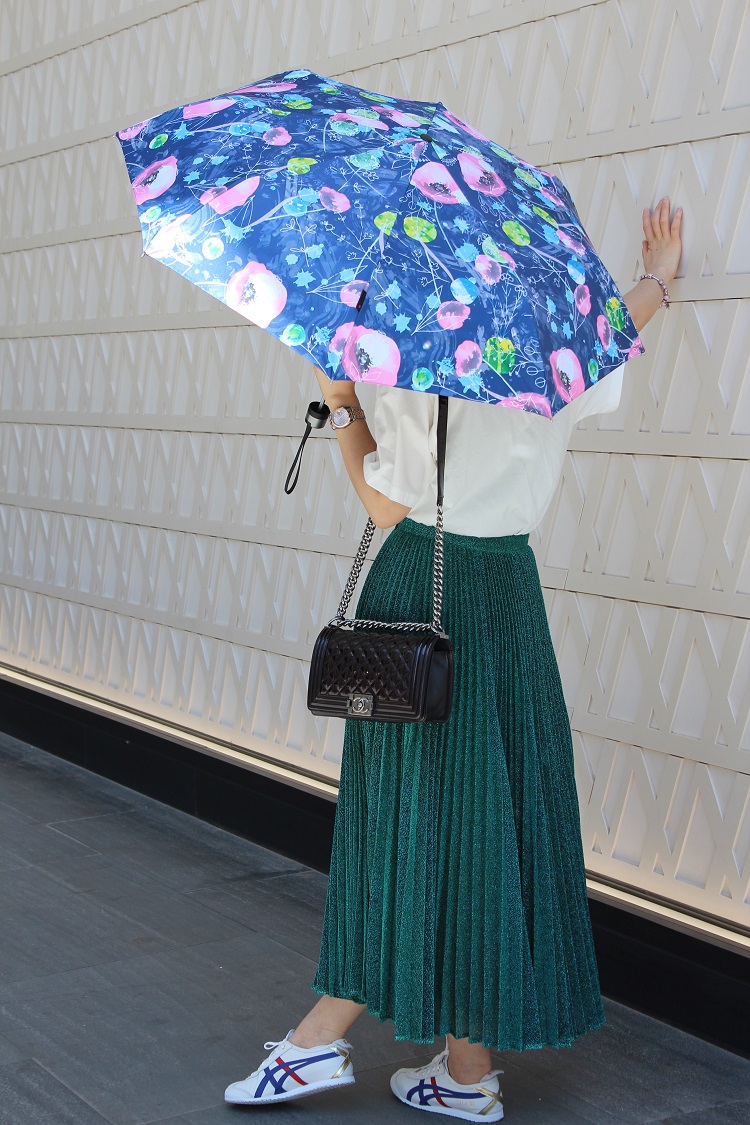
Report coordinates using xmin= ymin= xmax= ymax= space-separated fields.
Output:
xmin=0 ymin=676 xmax=747 ymax=1059
xmin=0 ymin=676 xmax=336 ymax=873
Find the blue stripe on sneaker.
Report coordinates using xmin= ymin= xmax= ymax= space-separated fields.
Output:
xmin=255 ymin=1049 xmax=341 ymax=1097
xmin=408 ymin=1077 xmax=483 ymax=1106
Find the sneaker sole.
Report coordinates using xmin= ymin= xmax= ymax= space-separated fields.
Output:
xmin=390 ymin=1082 xmax=503 ymax=1121
xmin=225 ymin=1074 xmax=355 ymax=1105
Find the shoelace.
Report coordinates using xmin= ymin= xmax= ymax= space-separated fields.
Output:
xmin=262 ymin=1031 xmax=353 ymax=1053
xmin=263 ymin=1029 xmax=296 ymax=1052
xmin=411 ymin=1049 xmax=503 ymax=1087
xmin=411 ymin=1048 xmax=450 ymax=1078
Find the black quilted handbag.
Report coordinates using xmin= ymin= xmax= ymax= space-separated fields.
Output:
xmin=307 ymin=394 xmax=454 ymax=723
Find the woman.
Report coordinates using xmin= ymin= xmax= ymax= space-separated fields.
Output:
xmin=226 ymin=198 xmax=683 ymax=1118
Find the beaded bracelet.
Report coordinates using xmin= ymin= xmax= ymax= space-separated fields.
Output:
xmin=639 ymin=273 xmax=670 ymax=309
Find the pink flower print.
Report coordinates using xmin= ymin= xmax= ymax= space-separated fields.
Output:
xmin=558 ymin=229 xmax=586 ymax=256
xmin=319 ymin=187 xmax=351 ymax=213
xmin=499 ymin=393 xmax=553 ymax=417
xmin=442 ymin=110 xmax=490 ymax=142
xmin=574 ymin=284 xmax=591 ymax=315
xmin=182 ymin=97 xmax=236 ymax=120
xmin=538 ymin=186 xmax=566 ymax=209
xmin=455 ymin=340 xmax=483 ymax=375
xmin=498 ymin=392 xmax=553 ymax=418
xmin=132 ymin=156 xmax=178 ymax=205
xmin=200 ymin=176 xmax=260 ymax=214
xmin=436 ymin=301 xmax=470 ymax=330
xmin=456 ymin=152 xmax=506 ymax=197
xmin=474 ymin=255 xmax=502 ymax=284
xmin=628 ymin=337 xmax=645 ymax=358
xmin=329 ymin=321 xmax=356 ymax=361
xmin=340 ymin=281 xmax=369 ymax=307
xmin=550 ymin=348 xmax=585 ymax=402
xmin=342 ymin=326 xmax=400 ymax=384
xmin=597 ymin=314 xmax=612 ymax=350
xmin=263 ymin=126 xmax=291 ymax=146
xmin=225 ymin=261 xmax=287 ymax=328
xmin=501 ymin=391 xmax=555 ymax=418
xmin=118 ymin=120 xmax=148 ymax=141
xmin=231 ymin=81 xmax=297 ymax=94
xmin=410 ymin=162 xmax=467 ymax=205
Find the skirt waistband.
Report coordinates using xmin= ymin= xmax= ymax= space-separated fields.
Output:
xmin=393 ymin=517 xmax=530 ymax=554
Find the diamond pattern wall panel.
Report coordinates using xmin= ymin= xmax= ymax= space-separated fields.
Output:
xmin=2 ymin=0 xmax=749 ymax=936
xmin=0 ymin=501 xmax=373 ymax=661
xmin=0 ymin=326 xmax=366 ymax=435
xmin=0 ymin=1 xmax=181 ymax=67
xmin=0 ymin=419 xmax=381 ymax=555
xmin=341 ymin=0 xmax=750 ymax=158
xmin=568 ymin=298 xmax=750 ymax=458
xmin=2 ymin=1 xmax=746 ymax=162
xmin=0 ymin=581 xmax=344 ymax=779
xmin=0 ymin=418 xmax=381 ymax=554
xmin=0 ymin=1 xmax=578 ymax=155
xmin=544 ymin=587 xmax=750 ymax=774
xmin=573 ymin=729 xmax=750 ymax=927
xmin=533 ymin=447 xmax=750 ymax=617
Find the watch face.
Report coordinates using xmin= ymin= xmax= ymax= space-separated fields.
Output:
xmin=332 ymin=407 xmax=349 ymax=426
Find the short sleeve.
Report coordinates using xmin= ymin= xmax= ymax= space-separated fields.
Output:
xmin=362 ymin=385 xmax=437 ymax=507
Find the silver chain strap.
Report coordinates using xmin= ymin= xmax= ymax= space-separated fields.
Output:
xmin=327 ymin=499 xmax=447 ymax=636
xmin=327 ymin=395 xmax=448 ymax=637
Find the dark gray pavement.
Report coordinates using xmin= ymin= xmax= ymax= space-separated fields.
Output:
xmin=0 ymin=731 xmax=748 ymax=1125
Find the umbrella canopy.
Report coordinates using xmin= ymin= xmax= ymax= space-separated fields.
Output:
xmin=117 ymin=68 xmax=643 ymax=417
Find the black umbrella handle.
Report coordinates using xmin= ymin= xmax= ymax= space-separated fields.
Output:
xmin=284 ymin=400 xmax=330 ymax=494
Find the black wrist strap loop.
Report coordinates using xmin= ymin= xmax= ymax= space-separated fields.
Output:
xmin=284 ymin=400 xmax=330 ymax=494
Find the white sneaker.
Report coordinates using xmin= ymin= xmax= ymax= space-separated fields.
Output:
xmin=224 ymin=1028 xmax=355 ymax=1105
xmin=390 ymin=1043 xmax=504 ymax=1121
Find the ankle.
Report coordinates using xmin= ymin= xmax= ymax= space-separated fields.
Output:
xmin=288 ymin=1025 xmax=342 ymax=1049
xmin=446 ymin=1051 xmax=493 ymax=1087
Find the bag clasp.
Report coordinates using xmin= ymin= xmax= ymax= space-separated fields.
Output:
xmin=347 ymin=693 xmax=374 ymax=716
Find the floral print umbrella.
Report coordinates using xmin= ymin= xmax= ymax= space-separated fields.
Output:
xmin=117 ymin=69 xmax=643 ymax=417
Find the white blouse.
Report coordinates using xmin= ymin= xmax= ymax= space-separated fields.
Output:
xmin=361 ymin=370 xmax=624 ymax=536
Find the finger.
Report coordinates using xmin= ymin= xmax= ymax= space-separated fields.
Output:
xmin=643 ymin=207 xmax=656 ymax=244
xmin=671 ymin=207 xmax=683 ymax=236
xmin=659 ymin=197 xmax=671 ymax=238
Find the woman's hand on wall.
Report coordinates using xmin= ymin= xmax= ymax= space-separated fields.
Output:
xmin=642 ymin=196 xmax=683 ymax=286
xmin=622 ymin=196 xmax=683 ymax=333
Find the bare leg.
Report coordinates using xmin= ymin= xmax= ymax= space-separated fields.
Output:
xmin=445 ymin=1033 xmax=493 ymax=1084
xmin=288 ymin=995 xmax=367 ymax=1047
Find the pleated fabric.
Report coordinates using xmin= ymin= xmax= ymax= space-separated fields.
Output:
xmin=311 ymin=516 xmax=605 ymax=1051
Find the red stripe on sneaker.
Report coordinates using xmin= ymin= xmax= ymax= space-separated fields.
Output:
xmin=276 ymin=1057 xmax=307 ymax=1086
xmin=430 ymin=1076 xmax=448 ymax=1107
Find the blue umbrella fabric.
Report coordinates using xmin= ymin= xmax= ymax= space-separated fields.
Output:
xmin=117 ymin=69 xmax=643 ymax=417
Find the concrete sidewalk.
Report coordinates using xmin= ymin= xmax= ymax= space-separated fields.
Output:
xmin=0 ymin=732 xmax=748 ymax=1124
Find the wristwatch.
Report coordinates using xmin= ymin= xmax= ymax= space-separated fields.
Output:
xmin=329 ymin=404 xmax=366 ymax=429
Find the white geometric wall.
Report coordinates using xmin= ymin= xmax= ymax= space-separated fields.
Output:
xmin=1 ymin=0 xmax=749 ymax=944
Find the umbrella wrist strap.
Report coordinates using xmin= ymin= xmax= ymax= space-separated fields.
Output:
xmin=329 ymin=395 xmax=448 ymax=634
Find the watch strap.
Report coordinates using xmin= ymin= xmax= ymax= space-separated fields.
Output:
xmin=329 ymin=405 xmax=366 ymax=428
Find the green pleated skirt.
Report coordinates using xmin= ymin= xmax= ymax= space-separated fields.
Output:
xmin=311 ymin=516 xmax=605 ymax=1051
